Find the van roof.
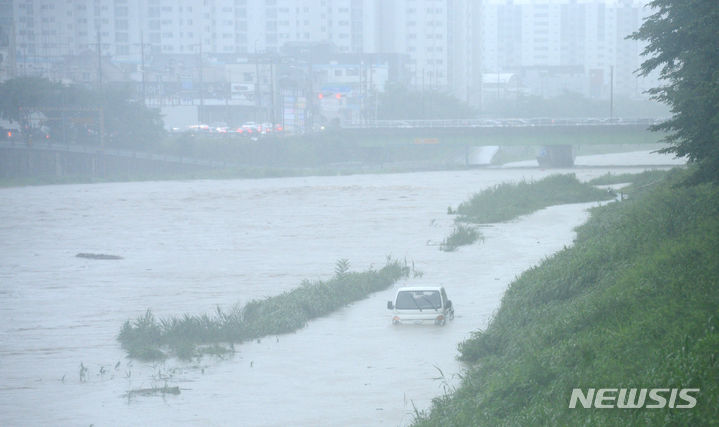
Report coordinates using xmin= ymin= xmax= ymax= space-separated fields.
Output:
xmin=396 ymin=286 xmax=443 ymax=292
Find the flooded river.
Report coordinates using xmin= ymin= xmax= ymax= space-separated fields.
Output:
xmin=0 ymin=164 xmax=661 ymax=426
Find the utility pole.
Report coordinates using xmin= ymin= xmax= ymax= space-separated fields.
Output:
xmin=199 ymin=42 xmax=204 ymax=124
xmin=369 ymin=58 xmax=374 ymax=123
xmin=96 ymin=30 xmax=103 ymax=88
xmin=225 ymin=73 xmax=230 ymax=126
xmin=96 ymin=29 xmax=105 ymax=176
xmin=9 ymin=22 xmax=17 ymax=78
xmin=422 ymin=68 xmax=425 ymax=119
xmin=140 ymin=31 xmax=146 ymax=105
xmin=61 ymin=90 xmax=67 ymax=143
xmin=99 ymin=106 xmax=105 ymax=149
xmin=270 ymin=56 xmax=276 ymax=125
xmin=95 ymin=29 xmax=104 ymax=143
xmin=255 ymin=51 xmax=261 ymax=123
xmin=609 ymin=65 xmax=614 ymax=120
xmin=307 ymin=60 xmax=314 ymax=131
xmin=359 ymin=58 xmax=364 ymax=124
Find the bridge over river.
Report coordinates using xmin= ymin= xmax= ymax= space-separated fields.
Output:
xmin=0 ymin=117 xmax=665 ymax=179
xmin=327 ymin=118 xmax=663 ymax=147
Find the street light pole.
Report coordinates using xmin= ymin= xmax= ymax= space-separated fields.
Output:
xmin=255 ymin=40 xmax=260 ymax=123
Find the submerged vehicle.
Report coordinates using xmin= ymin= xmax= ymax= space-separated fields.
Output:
xmin=387 ymin=286 xmax=454 ymax=326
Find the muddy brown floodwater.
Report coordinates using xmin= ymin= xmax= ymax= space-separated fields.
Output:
xmin=0 ymin=157 xmax=674 ymax=426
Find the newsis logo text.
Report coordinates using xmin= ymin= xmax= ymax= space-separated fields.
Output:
xmin=569 ymin=388 xmax=699 ymax=409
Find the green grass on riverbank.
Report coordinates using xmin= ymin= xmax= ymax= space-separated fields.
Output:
xmin=588 ymin=169 xmax=669 ymax=187
xmin=454 ymin=174 xmax=616 ymax=224
xmin=413 ymin=168 xmax=719 ymax=425
xmin=118 ymin=259 xmax=409 ymax=360
xmin=440 ymin=224 xmax=483 ymax=252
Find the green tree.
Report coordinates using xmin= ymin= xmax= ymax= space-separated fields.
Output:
xmin=99 ymin=86 xmax=165 ymax=149
xmin=0 ymin=77 xmax=60 ymax=141
xmin=0 ymin=77 xmax=164 ymax=149
xmin=630 ymin=0 xmax=719 ymax=183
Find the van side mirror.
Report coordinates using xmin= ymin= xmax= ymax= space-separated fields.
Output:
xmin=446 ymin=300 xmax=452 ymax=308
xmin=387 ymin=301 xmax=394 ymax=310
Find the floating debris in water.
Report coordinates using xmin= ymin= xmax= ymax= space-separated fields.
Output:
xmin=125 ymin=386 xmax=180 ymax=398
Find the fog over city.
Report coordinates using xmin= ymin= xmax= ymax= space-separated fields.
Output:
xmin=1 ymin=0 xmax=666 ymax=133
xmin=2 ymin=0 xmax=716 ymax=426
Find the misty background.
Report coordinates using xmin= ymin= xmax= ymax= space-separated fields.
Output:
xmin=0 ymin=0 xmax=666 ymax=136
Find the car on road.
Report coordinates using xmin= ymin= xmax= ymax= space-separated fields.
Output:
xmin=387 ymin=286 xmax=454 ymax=326
xmin=240 ymin=121 xmax=261 ymax=134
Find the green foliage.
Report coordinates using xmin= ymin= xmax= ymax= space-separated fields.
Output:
xmin=588 ymin=169 xmax=674 ymax=198
xmin=0 ymin=77 xmax=164 ymax=149
xmin=630 ymin=0 xmax=719 ymax=183
xmin=454 ymin=174 xmax=615 ymax=224
xmin=334 ymin=258 xmax=351 ymax=277
xmin=0 ymin=77 xmax=58 ymax=124
xmin=587 ymin=169 xmax=669 ymax=186
xmin=118 ymin=259 xmax=410 ymax=360
xmin=377 ymin=82 xmax=476 ymax=120
xmin=413 ymin=168 xmax=719 ymax=426
xmin=440 ymin=224 xmax=483 ymax=252
xmin=100 ymin=86 xmax=165 ymax=149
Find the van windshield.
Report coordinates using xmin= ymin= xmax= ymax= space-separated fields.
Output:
xmin=395 ymin=290 xmax=441 ymax=310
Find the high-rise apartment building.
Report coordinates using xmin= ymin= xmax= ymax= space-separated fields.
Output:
xmin=375 ymin=0 xmax=449 ymax=88
xmin=3 ymin=0 xmax=656 ymax=101
xmin=5 ymin=0 xmax=379 ymax=70
xmin=474 ymin=0 xmax=655 ymax=101
xmin=134 ymin=0 xmax=378 ymax=56
xmin=447 ymin=0 xmax=481 ymax=103
xmin=0 ymin=0 xmax=13 ymax=81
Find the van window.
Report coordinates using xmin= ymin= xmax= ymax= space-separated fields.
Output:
xmin=396 ymin=290 xmax=441 ymax=310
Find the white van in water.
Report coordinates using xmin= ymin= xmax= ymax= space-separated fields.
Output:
xmin=387 ymin=286 xmax=454 ymax=326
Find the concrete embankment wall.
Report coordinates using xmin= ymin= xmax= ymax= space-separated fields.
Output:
xmin=0 ymin=145 xmax=212 ymax=179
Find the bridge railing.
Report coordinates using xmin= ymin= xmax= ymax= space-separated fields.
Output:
xmin=342 ymin=117 xmax=666 ymax=129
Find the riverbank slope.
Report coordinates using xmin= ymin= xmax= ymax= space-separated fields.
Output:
xmin=414 ymin=168 xmax=719 ymax=425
